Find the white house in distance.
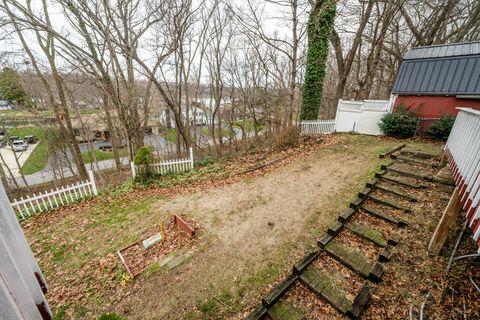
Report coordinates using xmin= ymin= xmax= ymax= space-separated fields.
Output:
xmin=158 ymin=97 xmax=229 ymax=127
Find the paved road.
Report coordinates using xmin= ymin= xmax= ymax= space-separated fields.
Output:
xmin=9 ymin=134 xmax=167 ymax=187
xmin=8 ymin=128 xmax=253 ymax=187
xmin=0 ymin=142 xmax=39 ymax=177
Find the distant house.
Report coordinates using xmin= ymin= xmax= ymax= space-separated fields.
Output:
xmin=0 ymin=100 xmax=13 ymax=110
xmin=392 ymin=41 xmax=480 ymax=131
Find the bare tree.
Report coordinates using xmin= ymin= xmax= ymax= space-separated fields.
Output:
xmin=2 ymin=0 xmax=88 ymax=179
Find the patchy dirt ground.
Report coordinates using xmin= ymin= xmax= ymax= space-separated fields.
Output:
xmin=23 ymin=134 xmax=445 ymax=319
xmin=117 ymin=140 xmax=374 ymax=319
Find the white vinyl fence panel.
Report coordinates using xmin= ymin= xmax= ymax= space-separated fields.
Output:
xmin=445 ymin=108 xmax=480 ymax=249
xmin=334 ymin=99 xmax=392 ymax=135
xmin=0 ymin=179 xmax=51 ymax=319
xmin=300 ymin=120 xmax=336 ymax=135
xmin=11 ymin=170 xmax=98 ymax=220
xmin=131 ymin=147 xmax=194 ymax=179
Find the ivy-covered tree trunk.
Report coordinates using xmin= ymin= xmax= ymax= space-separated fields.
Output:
xmin=300 ymin=0 xmax=336 ymax=120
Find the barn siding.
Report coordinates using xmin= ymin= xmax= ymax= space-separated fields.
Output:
xmin=393 ymin=95 xmax=480 ymax=131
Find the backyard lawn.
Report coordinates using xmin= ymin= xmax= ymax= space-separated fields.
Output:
xmin=23 ymin=134 xmax=448 ymax=319
xmin=81 ymin=149 xmax=128 ymax=164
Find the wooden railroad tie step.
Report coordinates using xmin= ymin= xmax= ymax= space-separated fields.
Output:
xmin=367 ymin=194 xmax=413 ymax=213
xmin=318 ymin=233 xmax=334 ymax=248
xmin=323 ymin=240 xmax=373 ymax=278
xmin=299 ymin=266 xmax=352 ymax=314
xmin=358 ymin=187 xmax=373 ymax=199
xmin=348 ymin=285 xmax=373 ymax=319
xmin=293 ymin=250 xmax=320 ymax=275
xmin=369 ymin=262 xmax=385 ymax=283
xmin=399 ymin=150 xmax=437 ymax=160
xmin=338 ymin=208 xmax=356 ymax=223
xmin=366 ymin=178 xmax=380 ymax=189
xmin=328 ymin=221 xmax=344 ymax=236
xmin=268 ymin=302 xmax=306 ymax=320
xmin=360 ymin=205 xmax=408 ymax=228
xmin=431 ymin=176 xmax=456 ymax=186
xmin=374 ymin=185 xmax=418 ymax=202
xmin=262 ymin=274 xmax=298 ymax=308
xmin=349 ymin=197 xmax=366 ymax=210
xmin=379 ymin=244 xmax=395 ymax=263
xmin=344 ymin=222 xmax=388 ymax=247
xmin=382 ymin=165 xmax=432 ymax=181
xmin=376 ymin=174 xmax=427 ymax=189
xmin=245 ymin=305 xmax=268 ymax=320
xmin=393 ymin=155 xmax=439 ymax=168
xmin=379 ymin=144 xmax=406 ymax=159
xmin=323 ymin=240 xmax=386 ymax=284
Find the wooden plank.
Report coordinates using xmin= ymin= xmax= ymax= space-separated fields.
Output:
xmin=428 ymin=189 xmax=462 ymax=255
xmin=174 ymin=214 xmax=195 ymax=237
xmin=348 ymin=285 xmax=372 ymax=319
xmin=379 ymin=144 xmax=406 ymax=158
xmin=262 ymin=274 xmax=297 ymax=308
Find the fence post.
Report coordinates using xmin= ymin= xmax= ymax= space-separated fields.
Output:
xmin=189 ymin=147 xmax=194 ymax=169
xmin=88 ymin=170 xmax=98 ymax=196
xmin=130 ymin=162 xmax=136 ymax=179
xmin=333 ymin=99 xmax=342 ymax=131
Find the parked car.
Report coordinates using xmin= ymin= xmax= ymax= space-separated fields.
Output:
xmin=0 ymin=140 xmax=6 ymax=148
xmin=12 ymin=140 xmax=27 ymax=152
xmin=8 ymin=136 xmax=19 ymax=145
xmin=24 ymin=135 xmax=38 ymax=144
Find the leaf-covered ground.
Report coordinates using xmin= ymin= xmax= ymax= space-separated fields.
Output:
xmin=22 ymin=134 xmax=472 ymax=319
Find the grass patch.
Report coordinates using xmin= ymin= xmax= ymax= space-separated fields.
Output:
xmin=201 ymin=126 xmax=234 ymax=138
xmin=20 ymin=141 xmax=48 ymax=175
xmin=9 ymin=127 xmax=49 ymax=175
xmin=52 ymin=305 xmax=68 ymax=320
xmin=98 ymin=312 xmax=125 ymax=320
xmin=159 ymin=126 xmax=178 ymax=143
xmin=81 ymin=149 xmax=127 ymax=164
xmin=233 ymin=119 xmax=264 ymax=133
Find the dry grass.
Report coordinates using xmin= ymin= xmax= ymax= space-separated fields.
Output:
xmin=22 ymin=134 xmax=449 ymax=319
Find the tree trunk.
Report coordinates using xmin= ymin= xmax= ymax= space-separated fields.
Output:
xmin=301 ymin=0 xmax=337 ymax=120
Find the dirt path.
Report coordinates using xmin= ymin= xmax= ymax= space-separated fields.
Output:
xmin=114 ymin=139 xmax=391 ymax=319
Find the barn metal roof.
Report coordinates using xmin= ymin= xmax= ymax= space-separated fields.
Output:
xmin=392 ymin=42 xmax=480 ymax=95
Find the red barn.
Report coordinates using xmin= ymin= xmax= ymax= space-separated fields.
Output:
xmin=392 ymin=42 xmax=480 ymax=131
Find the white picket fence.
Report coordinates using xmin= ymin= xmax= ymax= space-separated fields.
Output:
xmin=300 ymin=120 xmax=336 ymax=135
xmin=445 ymin=108 xmax=480 ymax=249
xmin=11 ymin=171 xmax=98 ymax=220
xmin=131 ymin=147 xmax=194 ymax=179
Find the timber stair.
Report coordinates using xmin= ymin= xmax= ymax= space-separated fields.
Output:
xmin=245 ymin=145 xmax=442 ymax=320
xmin=376 ymin=172 xmax=427 ymax=189
xmin=344 ymin=222 xmax=388 ymax=247
xmin=392 ymin=155 xmax=439 ymax=168
xmin=360 ymin=205 xmax=408 ymax=227
xmin=382 ymin=165 xmax=432 ymax=181
xmin=366 ymin=194 xmax=412 ymax=213
xmin=373 ymin=184 xmax=418 ymax=202
xmin=299 ymin=266 xmax=352 ymax=314
xmin=268 ymin=302 xmax=306 ymax=320
xmin=322 ymin=239 xmax=373 ymax=278
xmin=399 ymin=150 xmax=438 ymax=160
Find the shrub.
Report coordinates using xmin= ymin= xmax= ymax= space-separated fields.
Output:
xmin=379 ymin=107 xmax=418 ymax=138
xmin=425 ymin=115 xmax=455 ymax=140
xmin=134 ymin=146 xmax=154 ymax=180
xmin=274 ymin=126 xmax=300 ymax=150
